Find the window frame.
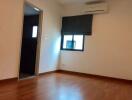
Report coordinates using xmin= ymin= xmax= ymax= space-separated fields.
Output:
xmin=61 ymin=34 xmax=85 ymax=51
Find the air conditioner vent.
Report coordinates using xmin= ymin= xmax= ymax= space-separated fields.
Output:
xmin=85 ymin=0 xmax=105 ymax=5
xmin=83 ymin=2 xmax=108 ymax=14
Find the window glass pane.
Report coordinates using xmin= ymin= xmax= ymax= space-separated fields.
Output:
xmin=74 ymin=35 xmax=83 ymax=50
xmin=63 ymin=35 xmax=73 ymax=49
xmin=32 ymin=26 xmax=38 ymax=38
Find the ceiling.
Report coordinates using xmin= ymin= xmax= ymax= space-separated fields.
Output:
xmin=24 ymin=3 xmax=40 ymax=16
xmin=57 ymin=0 xmax=103 ymax=5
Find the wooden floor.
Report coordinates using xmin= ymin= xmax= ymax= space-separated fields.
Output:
xmin=0 ymin=72 xmax=132 ymax=100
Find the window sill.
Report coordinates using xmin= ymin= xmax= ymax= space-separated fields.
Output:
xmin=61 ymin=49 xmax=84 ymax=52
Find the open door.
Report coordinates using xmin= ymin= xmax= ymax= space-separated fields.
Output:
xmin=19 ymin=2 xmax=42 ymax=79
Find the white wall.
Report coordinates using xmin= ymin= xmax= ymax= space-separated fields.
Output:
xmin=60 ymin=0 xmax=132 ymax=80
xmin=0 ymin=0 xmax=62 ymax=80
xmin=0 ymin=0 xmax=24 ymax=80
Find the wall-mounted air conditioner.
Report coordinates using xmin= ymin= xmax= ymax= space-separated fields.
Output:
xmin=82 ymin=2 xmax=108 ymax=14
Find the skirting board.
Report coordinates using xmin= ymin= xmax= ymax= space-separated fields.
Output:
xmin=39 ymin=70 xmax=58 ymax=76
xmin=0 ymin=70 xmax=132 ymax=84
xmin=56 ymin=70 xmax=132 ymax=84
xmin=0 ymin=77 xmax=18 ymax=83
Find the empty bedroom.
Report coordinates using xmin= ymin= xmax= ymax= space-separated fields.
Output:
xmin=0 ymin=0 xmax=132 ymax=100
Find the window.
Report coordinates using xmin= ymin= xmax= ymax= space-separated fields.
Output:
xmin=61 ymin=35 xmax=84 ymax=51
xmin=32 ymin=26 xmax=38 ymax=38
xmin=61 ymin=15 xmax=93 ymax=51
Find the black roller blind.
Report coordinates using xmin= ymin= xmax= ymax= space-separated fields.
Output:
xmin=61 ymin=14 xmax=93 ymax=35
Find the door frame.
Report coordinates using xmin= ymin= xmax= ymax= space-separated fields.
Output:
xmin=18 ymin=0 xmax=43 ymax=80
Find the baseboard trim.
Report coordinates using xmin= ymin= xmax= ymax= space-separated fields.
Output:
xmin=56 ymin=70 xmax=132 ymax=83
xmin=0 ymin=77 xmax=18 ymax=83
xmin=39 ymin=70 xmax=58 ymax=76
xmin=2 ymin=70 xmax=130 ymax=84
